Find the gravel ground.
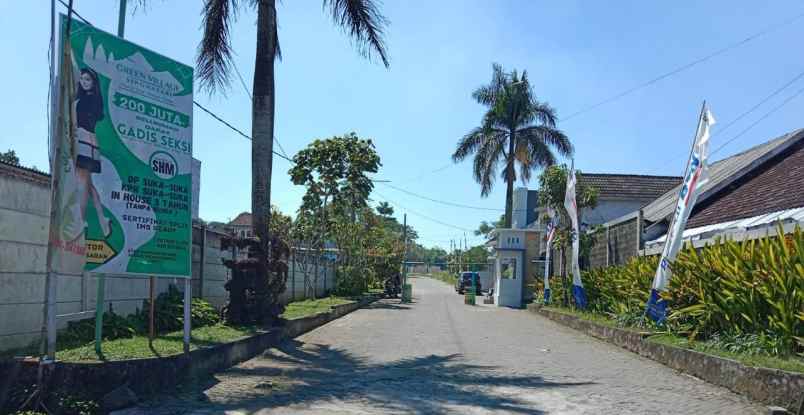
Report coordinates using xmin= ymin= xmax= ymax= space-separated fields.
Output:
xmin=122 ymin=276 xmax=764 ymax=414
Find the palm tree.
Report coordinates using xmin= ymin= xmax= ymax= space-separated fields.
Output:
xmin=197 ymin=0 xmax=390 ymax=253
xmin=376 ymin=201 xmax=394 ymax=217
xmin=453 ymin=64 xmax=573 ymax=228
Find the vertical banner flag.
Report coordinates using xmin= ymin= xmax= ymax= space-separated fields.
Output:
xmin=564 ymin=162 xmax=586 ymax=309
xmin=646 ymin=104 xmax=715 ymax=323
xmin=54 ymin=15 xmax=194 ymax=277
xmin=543 ymin=207 xmax=557 ymax=304
xmin=49 ymin=21 xmax=86 ymax=276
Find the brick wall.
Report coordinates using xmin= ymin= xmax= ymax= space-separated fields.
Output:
xmin=587 ymin=215 xmax=641 ymax=270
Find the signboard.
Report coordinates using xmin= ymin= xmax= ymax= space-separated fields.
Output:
xmin=53 ymin=15 xmax=193 ymax=277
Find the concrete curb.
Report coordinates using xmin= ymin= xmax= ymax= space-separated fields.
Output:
xmin=0 ymin=295 xmax=381 ymax=409
xmin=529 ymin=305 xmax=804 ymax=412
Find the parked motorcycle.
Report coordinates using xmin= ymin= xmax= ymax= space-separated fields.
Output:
xmin=384 ymin=272 xmax=402 ymax=298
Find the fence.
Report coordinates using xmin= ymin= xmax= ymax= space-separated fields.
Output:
xmin=0 ymin=162 xmax=335 ymax=352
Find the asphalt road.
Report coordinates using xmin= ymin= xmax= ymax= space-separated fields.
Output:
xmin=129 ymin=276 xmax=764 ymax=414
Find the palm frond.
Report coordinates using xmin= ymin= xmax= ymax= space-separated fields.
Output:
xmin=323 ymin=0 xmax=390 ymax=67
xmin=529 ymin=100 xmax=558 ymax=127
xmin=474 ymin=133 xmax=506 ymax=197
xmin=197 ymin=0 xmax=238 ymax=93
xmin=472 ymin=63 xmax=507 ymax=106
xmin=452 ymin=127 xmax=485 ymax=162
xmin=519 ymin=125 xmax=573 ymax=158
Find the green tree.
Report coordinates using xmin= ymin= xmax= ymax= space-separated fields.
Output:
xmin=0 ymin=149 xmax=19 ymax=165
xmin=376 ymin=201 xmax=394 ymax=217
xmin=453 ymin=64 xmax=573 ymax=228
xmin=194 ymin=0 xmax=390 ymax=260
xmin=537 ymin=164 xmax=598 ymax=304
xmin=474 ymin=214 xmax=505 ymax=238
xmin=289 ymin=133 xmax=381 ymax=225
xmin=269 ymin=206 xmax=293 ymax=243
xmin=537 ymin=164 xmax=598 ymax=225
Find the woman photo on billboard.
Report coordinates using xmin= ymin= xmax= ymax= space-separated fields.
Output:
xmin=73 ymin=67 xmax=111 ymax=238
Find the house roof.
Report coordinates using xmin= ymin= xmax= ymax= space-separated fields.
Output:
xmin=579 ymin=173 xmax=681 ymax=201
xmin=0 ymin=159 xmax=50 ymax=186
xmin=686 ymin=138 xmax=804 ymax=228
xmin=228 ymin=212 xmax=253 ymax=226
xmin=642 ymin=128 xmax=804 ymax=223
xmin=645 ymin=206 xmax=804 ymax=251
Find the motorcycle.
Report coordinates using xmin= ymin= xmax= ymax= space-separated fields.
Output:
xmin=384 ymin=273 xmax=402 ymax=298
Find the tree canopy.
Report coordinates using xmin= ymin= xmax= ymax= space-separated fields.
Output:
xmin=453 ymin=63 xmax=573 ymax=227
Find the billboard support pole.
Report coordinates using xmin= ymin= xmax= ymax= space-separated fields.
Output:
xmin=94 ymin=274 xmax=105 ymax=356
xmin=117 ymin=0 xmax=127 ymax=38
xmin=148 ymin=276 xmax=155 ymax=345
xmin=183 ymin=278 xmax=191 ymax=354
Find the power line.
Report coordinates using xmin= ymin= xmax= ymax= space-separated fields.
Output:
xmin=402 ymin=12 xmax=804 ymax=183
xmin=380 ymin=183 xmax=505 ymax=212
xmin=560 ymin=11 xmax=804 ymax=122
xmin=375 ymin=192 xmax=473 ymax=232
xmin=710 ymin=84 xmax=804 ymax=157
xmin=231 ymin=58 xmax=290 ymax=159
xmin=192 ymin=100 xmax=295 ymax=163
xmin=655 ymin=66 xmax=804 ymax=171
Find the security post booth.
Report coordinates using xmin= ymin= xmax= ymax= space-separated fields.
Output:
xmin=490 ymin=229 xmax=528 ymax=308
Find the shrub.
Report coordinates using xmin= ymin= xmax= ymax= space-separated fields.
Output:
xmin=669 ymin=225 xmax=803 ymax=355
xmin=56 ymin=285 xmax=221 ymax=347
xmin=573 ymin=224 xmax=803 ymax=356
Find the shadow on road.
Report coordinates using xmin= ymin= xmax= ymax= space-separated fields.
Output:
xmin=175 ymin=339 xmax=592 ymax=414
xmin=362 ymin=301 xmax=413 ymax=311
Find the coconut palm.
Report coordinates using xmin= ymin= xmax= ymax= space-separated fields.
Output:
xmin=376 ymin=201 xmax=394 ymax=217
xmin=197 ymin=0 xmax=390 ymax=251
xmin=452 ymin=64 xmax=573 ymax=228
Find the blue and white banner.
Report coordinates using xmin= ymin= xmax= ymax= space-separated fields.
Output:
xmin=543 ymin=207 xmax=558 ymax=304
xmin=564 ymin=163 xmax=586 ymax=309
xmin=646 ymin=104 xmax=715 ymax=323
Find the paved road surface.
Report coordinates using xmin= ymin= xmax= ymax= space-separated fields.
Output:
xmin=131 ymin=276 xmax=763 ymax=414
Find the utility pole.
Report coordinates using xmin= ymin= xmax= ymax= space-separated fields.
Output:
xmin=117 ymin=0 xmax=127 ymax=37
xmin=464 ymin=232 xmax=468 ymax=271
xmin=402 ymin=213 xmax=407 ymax=285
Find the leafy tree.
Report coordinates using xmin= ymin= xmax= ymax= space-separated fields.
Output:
xmin=192 ymin=0 xmax=390 ymax=261
xmin=537 ymin=164 xmax=598 ymax=304
xmin=453 ymin=64 xmax=573 ymax=228
xmin=290 ymin=134 xmax=384 ymax=295
xmin=289 ymin=133 xmax=381 ymax=224
xmin=474 ymin=214 xmax=505 ymax=237
xmin=269 ymin=206 xmax=293 ymax=243
xmin=537 ymin=164 xmax=598 ymax=226
xmin=0 ymin=149 xmax=19 ymax=165
xmin=376 ymin=201 xmax=394 ymax=217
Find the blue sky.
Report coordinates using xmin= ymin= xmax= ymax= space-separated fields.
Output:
xmin=3 ymin=1 xmax=804 ymax=249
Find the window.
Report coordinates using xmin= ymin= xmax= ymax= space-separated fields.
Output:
xmin=501 ymin=257 xmax=516 ymax=279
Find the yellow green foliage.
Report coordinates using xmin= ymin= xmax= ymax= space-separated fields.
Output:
xmin=573 ymin=224 xmax=803 ymax=356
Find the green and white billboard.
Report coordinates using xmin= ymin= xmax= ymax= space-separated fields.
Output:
xmin=52 ymin=16 xmax=193 ymax=277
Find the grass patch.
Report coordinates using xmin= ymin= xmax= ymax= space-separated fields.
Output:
xmin=539 ymin=306 xmax=804 ymax=373
xmin=280 ymin=296 xmax=354 ymax=320
xmin=57 ymin=324 xmax=259 ymax=362
xmin=648 ymin=334 xmax=804 ymax=373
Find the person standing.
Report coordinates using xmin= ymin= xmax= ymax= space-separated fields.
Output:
xmin=73 ymin=67 xmax=110 ymax=238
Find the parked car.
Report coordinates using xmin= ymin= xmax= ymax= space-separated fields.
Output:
xmin=454 ymin=272 xmax=481 ymax=294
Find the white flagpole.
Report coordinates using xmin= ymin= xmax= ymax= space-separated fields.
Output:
xmin=646 ymin=102 xmax=715 ymax=323
xmin=543 ymin=208 xmax=556 ymax=304
xmin=563 ymin=161 xmax=586 ymax=309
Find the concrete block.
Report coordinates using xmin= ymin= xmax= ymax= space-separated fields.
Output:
xmin=0 ymin=272 xmax=45 ymax=304
xmin=0 ymin=240 xmax=47 ymax=273
xmin=0 ymin=177 xmax=50 ymax=215
xmin=0 ymin=208 xmax=48 ymax=245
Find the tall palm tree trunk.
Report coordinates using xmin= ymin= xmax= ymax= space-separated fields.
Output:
xmin=252 ymin=0 xmax=277 ymax=253
xmin=503 ymin=131 xmax=516 ymax=228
